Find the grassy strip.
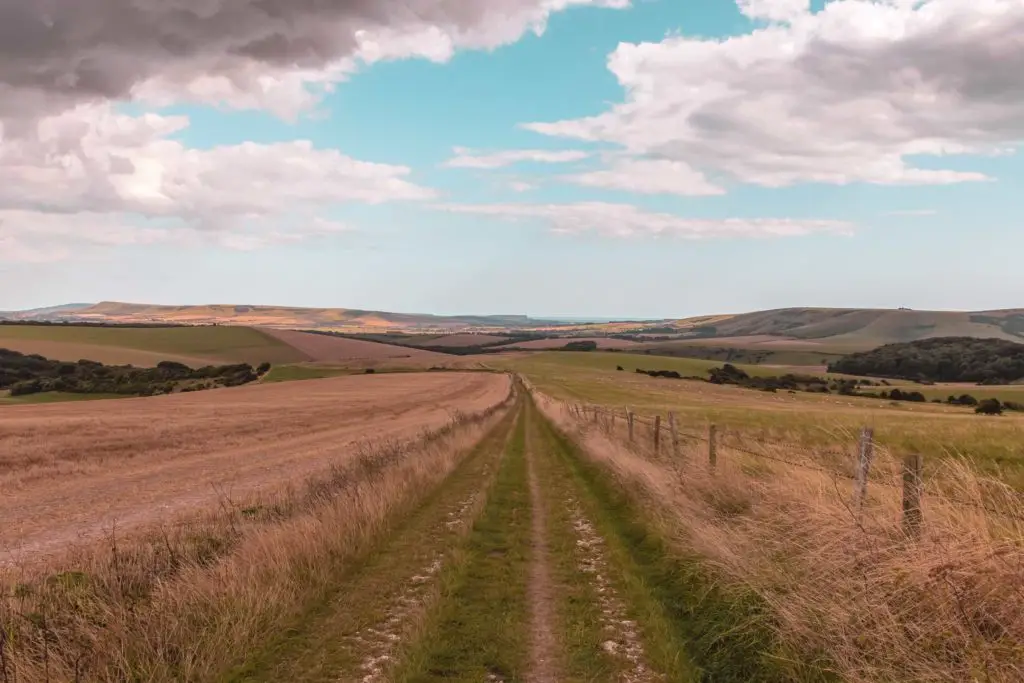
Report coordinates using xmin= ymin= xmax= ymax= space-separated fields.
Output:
xmin=0 ymin=391 xmax=128 ymax=404
xmin=396 ymin=410 xmax=532 ymax=682
xmin=224 ymin=407 xmax=519 ymax=682
xmin=261 ymin=363 xmax=352 ymax=383
xmin=532 ymin=403 xmax=833 ymax=683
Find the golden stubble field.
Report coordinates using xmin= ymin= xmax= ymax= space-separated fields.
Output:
xmin=0 ymin=371 xmax=511 ymax=565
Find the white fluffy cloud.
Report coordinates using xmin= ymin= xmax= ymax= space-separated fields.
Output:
xmin=437 ymin=201 xmax=852 ymax=239
xmin=525 ymin=0 xmax=1024 ymax=189
xmin=568 ymin=158 xmax=725 ymax=196
xmin=0 ymin=104 xmax=429 ymax=260
xmin=0 ymin=210 xmax=353 ymax=263
xmin=445 ymin=147 xmax=591 ymax=169
xmin=737 ymin=0 xmax=810 ymax=22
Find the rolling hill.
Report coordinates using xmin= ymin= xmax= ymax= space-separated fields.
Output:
xmin=3 ymin=303 xmax=1023 ymax=352
xmin=0 ymin=324 xmax=306 ymax=367
xmin=33 ymin=301 xmax=553 ymax=332
xmin=658 ymin=308 xmax=1024 ymax=351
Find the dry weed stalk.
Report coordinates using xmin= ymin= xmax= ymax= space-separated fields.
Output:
xmin=534 ymin=391 xmax=1024 ymax=682
xmin=0 ymin=388 xmax=514 ymax=682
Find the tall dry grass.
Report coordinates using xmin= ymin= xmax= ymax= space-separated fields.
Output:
xmin=0 ymin=389 xmax=515 ymax=682
xmin=533 ymin=391 xmax=1024 ymax=682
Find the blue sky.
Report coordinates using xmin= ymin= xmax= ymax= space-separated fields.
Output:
xmin=1 ymin=0 xmax=1021 ymax=317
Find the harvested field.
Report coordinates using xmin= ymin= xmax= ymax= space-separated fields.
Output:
xmin=498 ymin=337 xmax=642 ymax=350
xmin=412 ymin=333 xmax=511 ymax=348
xmin=0 ymin=338 xmax=214 ymax=368
xmin=260 ymin=328 xmax=448 ymax=362
xmin=0 ymin=372 xmax=510 ymax=565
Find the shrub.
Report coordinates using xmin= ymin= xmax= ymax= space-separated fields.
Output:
xmin=9 ymin=380 xmax=44 ymax=396
xmin=562 ymin=340 xmax=598 ymax=352
xmin=975 ymin=398 xmax=1003 ymax=415
xmin=256 ymin=362 xmax=271 ymax=375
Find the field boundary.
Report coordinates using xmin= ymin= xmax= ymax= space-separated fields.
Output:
xmin=564 ymin=399 xmax=1024 ymax=526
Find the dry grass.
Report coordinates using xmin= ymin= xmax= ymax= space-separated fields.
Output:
xmin=507 ymin=353 xmax=1024 ymax=486
xmin=533 ymin=390 xmax=1024 ymax=682
xmin=0 ymin=387 xmax=516 ymax=682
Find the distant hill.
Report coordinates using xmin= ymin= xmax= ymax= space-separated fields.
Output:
xmin=658 ymin=308 xmax=1024 ymax=351
xmin=0 ymin=303 xmax=92 ymax=321
xmin=27 ymin=301 xmax=553 ymax=332
xmin=4 ymin=303 xmax=1023 ymax=350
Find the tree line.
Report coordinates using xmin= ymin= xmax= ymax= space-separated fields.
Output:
xmin=828 ymin=337 xmax=1024 ymax=384
xmin=0 ymin=348 xmax=269 ymax=397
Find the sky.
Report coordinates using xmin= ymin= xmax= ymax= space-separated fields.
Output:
xmin=0 ymin=0 xmax=1021 ymax=318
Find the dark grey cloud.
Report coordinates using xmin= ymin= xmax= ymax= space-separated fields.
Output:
xmin=0 ymin=0 xmax=622 ymax=121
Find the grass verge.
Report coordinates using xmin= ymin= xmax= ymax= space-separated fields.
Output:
xmin=0 ymin=391 xmax=128 ymax=405
xmin=533 ymin=390 xmax=1024 ymax=682
xmin=261 ymin=363 xmax=352 ymax=383
xmin=531 ymin=399 xmax=827 ymax=683
xmin=396 ymin=410 xmax=532 ymax=682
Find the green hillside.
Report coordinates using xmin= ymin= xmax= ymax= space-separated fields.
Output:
xmin=0 ymin=324 xmax=306 ymax=367
xmin=670 ymin=308 xmax=1024 ymax=344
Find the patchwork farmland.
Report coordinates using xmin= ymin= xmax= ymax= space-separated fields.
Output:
xmin=1 ymin=323 xmax=1022 ymax=682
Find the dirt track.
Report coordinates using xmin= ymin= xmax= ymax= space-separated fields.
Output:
xmin=0 ymin=372 xmax=510 ymax=564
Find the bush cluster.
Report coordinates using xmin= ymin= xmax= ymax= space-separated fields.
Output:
xmin=0 ymin=348 xmax=269 ymax=397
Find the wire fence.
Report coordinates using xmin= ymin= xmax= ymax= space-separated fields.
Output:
xmin=566 ymin=401 xmax=1024 ymax=526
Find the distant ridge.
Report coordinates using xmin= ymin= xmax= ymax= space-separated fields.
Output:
xmin=16 ymin=301 xmax=559 ymax=332
xmin=3 ymin=302 xmax=1022 ymax=347
xmin=0 ymin=303 xmax=93 ymax=321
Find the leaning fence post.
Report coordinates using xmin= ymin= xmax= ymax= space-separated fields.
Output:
xmin=592 ymin=406 xmax=599 ymax=424
xmin=668 ymin=412 xmax=680 ymax=458
xmin=854 ymin=427 xmax=875 ymax=514
xmin=902 ymin=453 xmax=923 ymax=538
xmin=627 ymin=410 xmax=635 ymax=442
xmin=653 ymin=415 xmax=662 ymax=454
xmin=707 ymin=424 xmax=718 ymax=471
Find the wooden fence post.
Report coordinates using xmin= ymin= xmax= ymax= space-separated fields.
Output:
xmin=854 ymin=427 xmax=875 ymax=514
xmin=902 ymin=453 xmax=923 ymax=538
xmin=707 ymin=424 xmax=718 ymax=471
xmin=627 ymin=410 xmax=635 ymax=442
xmin=668 ymin=412 xmax=679 ymax=458
xmin=653 ymin=415 xmax=662 ymax=454
xmin=592 ymin=406 xmax=599 ymax=424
